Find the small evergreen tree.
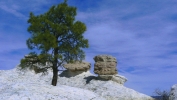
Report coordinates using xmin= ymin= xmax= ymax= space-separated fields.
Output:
xmin=20 ymin=0 xmax=89 ymax=86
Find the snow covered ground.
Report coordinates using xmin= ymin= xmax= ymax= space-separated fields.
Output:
xmin=169 ymin=84 xmax=177 ymax=100
xmin=0 ymin=67 xmax=155 ymax=100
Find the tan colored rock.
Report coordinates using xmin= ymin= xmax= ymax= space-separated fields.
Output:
xmin=61 ymin=61 xmax=91 ymax=77
xmin=63 ymin=61 xmax=91 ymax=71
xmin=94 ymin=55 xmax=118 ymax=75
xmin=98 ymin=75 xmax=113 ymax=80
xmin=94 ymin=55 xmax=117 ymax=62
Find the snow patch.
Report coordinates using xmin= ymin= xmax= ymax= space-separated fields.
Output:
xmin=169 ymin=84 xmax=177 ymax=100
xmin=0 ymin=67 xmax=155 ymax=100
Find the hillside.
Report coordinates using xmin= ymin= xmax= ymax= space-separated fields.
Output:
xmin=0 ymin=67 xmax=155 ymax=100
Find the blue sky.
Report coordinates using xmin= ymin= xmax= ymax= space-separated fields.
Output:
xmin=1 ymin=0 xmax=177 ymax=96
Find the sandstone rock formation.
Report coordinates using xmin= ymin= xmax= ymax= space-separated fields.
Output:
xmin=169 ymin=84 xmax=177 ymax=100
xmin=63 ymin=61 xmax=91 ymax=71
xmin=61 ymin=61 xmax=91 ymax=77
xmin=93 ymin=55 xmax=127 ymax=85
xmin=94 ymin=55 xmax=118 ymax=75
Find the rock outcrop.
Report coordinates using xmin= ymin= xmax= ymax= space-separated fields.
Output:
xmin=63 ymin=61 xmax=91 ymax=71
xmin=169 ymin=84 xmax=177 ymax=100
xmin=58 ymin=71 xmax=155 ymax=100
xmin=0 ymin=67 xmax=155 ymax=100
xmin=62 ymin=61 xmax=91 ymax=77
xmin=94 ymin=55 xmax=117 ymax=75
xmin=93 ymin=55 xmax=127 ymax=85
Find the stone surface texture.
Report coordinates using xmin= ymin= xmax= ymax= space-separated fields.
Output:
xmin=112 ymin=75 xmax=127 ymax=85
xmin=63 ymin=61 xmax=91 ymax=71
xmin=169 ymin=84 xmax=177 ymax=100
xmin=94 ymin=55 xmax=118 ymax=75
xmin=98 ymin=74 xmax=127 ymax=85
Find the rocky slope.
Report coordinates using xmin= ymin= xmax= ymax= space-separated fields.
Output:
xmin=0 ymin=67 xmax=155 ymax=100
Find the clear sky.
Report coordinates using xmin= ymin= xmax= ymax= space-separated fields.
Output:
xmin=0 ymin=0 xmax=177 ymax=96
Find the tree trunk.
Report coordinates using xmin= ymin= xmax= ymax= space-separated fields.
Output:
xmin=51 ymin=48 xmax=58 ymax=86
xmin=51 ymin=66 xmax=58 ymax=86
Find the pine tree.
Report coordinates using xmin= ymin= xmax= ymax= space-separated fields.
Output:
xmin=20 ymin=0 xmax=89 ymax=86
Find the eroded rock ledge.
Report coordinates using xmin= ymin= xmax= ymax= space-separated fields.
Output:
xmin=62 ymin=55 xmax=127 ymax=85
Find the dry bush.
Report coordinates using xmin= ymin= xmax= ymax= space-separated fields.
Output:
xmin=154 ymin=88 xmax=170 ymax=100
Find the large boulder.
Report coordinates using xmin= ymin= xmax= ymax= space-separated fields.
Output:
xmin=169 ymin=84 xmax=177 ymax=100
xmin=94 ymin=55 xmax=118 ymax=75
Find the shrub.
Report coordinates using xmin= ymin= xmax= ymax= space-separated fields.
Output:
xmin=153 ymin=88 xmax=170 ymax=100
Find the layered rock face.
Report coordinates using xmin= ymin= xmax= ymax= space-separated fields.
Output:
xmin=93 ymin=55 xmax=127 ymax=85
xmin=94 ymin=55 xmax=117 ymax=75
xmin=63 ymin=61 xmax=91 ymax=71
xmin=169 ymin=84 xmax=177 ymax=100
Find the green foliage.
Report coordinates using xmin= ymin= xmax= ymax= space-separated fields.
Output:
xmin=20 ymin=0 xmax=89 ymax=72
xmin=20 ymin=52 xmax=51 ymax=74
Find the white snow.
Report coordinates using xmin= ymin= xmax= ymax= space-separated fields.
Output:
xmin=169 ymin=84 xmax=177 ymax=100
xmin=0 ymin=67 xmax=155 ymax=100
